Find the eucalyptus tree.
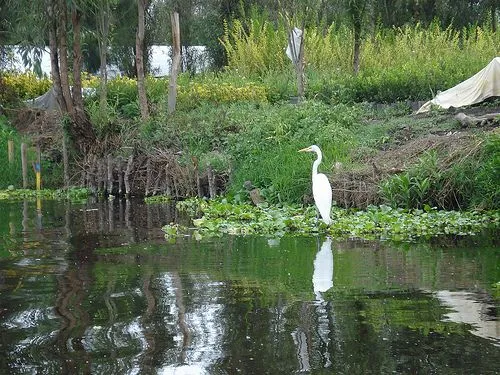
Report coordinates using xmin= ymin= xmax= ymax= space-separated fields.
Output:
xmin=93 ymin=0 xmax=118 ymax=112
xmin=50 ymin=0 xmax=96 ymax=152
xmin=346 ymin=0 xmax=370 ymax=75
xmin=0 ymin=2 xmax=8 ymax=69
xmin=136 ymin=0 xmax=150 ymax=120
xmin=4 ymin=0 xmax=96 ymax=153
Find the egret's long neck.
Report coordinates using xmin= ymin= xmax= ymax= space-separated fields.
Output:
xmin=312 ymin=150 xmax=322 ymax=176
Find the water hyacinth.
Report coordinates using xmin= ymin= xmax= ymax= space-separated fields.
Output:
xmin=163 ymin=198 xmax=499 ymax=242
xmin=0 ymin=188 xmax=90 ymax=201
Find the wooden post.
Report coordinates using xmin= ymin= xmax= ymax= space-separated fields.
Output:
xmin=8 ymin=140 xmax=14 ymax=164
xmin=192 ymin=156 xmax=203 ymax=197
xmin=124 ymin=154 xmax=134 ymax=198
xmin=21 ymin=143 xmax=28 ymax=188
xmin=167 ymin=11 xmax=181 ymax=114
xmin=97 ymin=161 xmax=103 ymax=194
xmin=165 ymin=164 xmax=172 ymax=197
xmin=108 ymin=197 xmax=114 ymax=232
xmin=145 ymin=158 xmax=151 ymax=196
xmin=88 ymin=164 xmax=96 ymax=194
xmin=107 ymin=154 xmax=113 ymax=195
xmin=207 ymin=165 xmax=216 ymax=199
xmin=117 ymin=159 xmax=123 ymax=196
xmin=35 ymin=145 xmax=42 ymax=190
xmin=153 ymin=168 xmax=162 ymax=195
xmin=62 ymin=136 xmax=69 ymax=188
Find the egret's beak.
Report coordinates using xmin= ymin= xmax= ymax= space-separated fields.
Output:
xmin=298 ymin=147 xmax=311 ymax=153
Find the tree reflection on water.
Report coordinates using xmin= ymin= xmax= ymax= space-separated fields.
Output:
xmin=0 ymin=199 xmax=498 ymax=374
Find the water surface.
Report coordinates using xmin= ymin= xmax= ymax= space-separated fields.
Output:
xmin=0 ymin=199 xmax=498 ymax=374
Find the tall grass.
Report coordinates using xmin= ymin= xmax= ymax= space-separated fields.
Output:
xmin=222 ymin=16 xmax=500 ymax=103
xmin=222 ymin=101 xmax=361 ymax=203
xmin=0 ymin=116 xmax=24 ymax=188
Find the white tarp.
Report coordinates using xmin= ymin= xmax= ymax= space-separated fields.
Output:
xmin=286 ymin=27 xmax=303 ymax=65
xmin=26 ymin=86 xmax=60 ymax=111
xmin=417 ymin=57 xmax=500 ymax=113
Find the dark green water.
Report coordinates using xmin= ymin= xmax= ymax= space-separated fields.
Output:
xmin=0 ymin=199 xmax=498 ymax=375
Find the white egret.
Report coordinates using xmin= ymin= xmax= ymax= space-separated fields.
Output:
xmin=299 ymin=145 xmax=332 ymax=225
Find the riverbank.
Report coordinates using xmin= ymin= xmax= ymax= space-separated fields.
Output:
xmin=5 ymin=99 xmax=499 ymax=212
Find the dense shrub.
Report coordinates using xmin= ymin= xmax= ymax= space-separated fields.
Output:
xmin=92 ymin=74 xmax=268 ymax=118
xmin=177 ymin=82 xmax=267 ymax=110
xmin=136 ymin=100 xmax=363 ymax=203
xmin=469 ymin=134 xmax=500 ymax=209
xmin=1 ymin=72 xmax=51 ymax=102
xmin=222 ymin=17 xmax=500 ymax=103
xmin=380 ymin=134 xmax=500 ymax=210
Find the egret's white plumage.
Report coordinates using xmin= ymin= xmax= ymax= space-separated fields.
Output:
xmin=299 ymin=145 xmax=332 ymax=225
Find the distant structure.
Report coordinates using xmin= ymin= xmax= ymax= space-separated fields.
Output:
xmin=6 ymin=45 xmax=209 ymax=77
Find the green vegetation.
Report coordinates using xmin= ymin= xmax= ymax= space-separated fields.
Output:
xmin=380 ymin=134 xmax=500 ymax=210
xmin=0 ymin=187 xmax=90 ymax=201
xmin=0 ymin=72 xmax=51 ymax=101
xmin=222 ymin=20 xmax=499 ymax=103
xmin=1 ymin=13 xmax=499 ymax=214
xmin=0 ymin=116 xmax=23 ymax=187
xmin=4 ymin=23 xmax=498 ymax=106
xmin=0 ymin=115 xmax=65 ymax=190
xmin=161 ymin=197 xmax=499 ymax=242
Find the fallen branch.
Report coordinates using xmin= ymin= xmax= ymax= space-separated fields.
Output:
xmin=455 ymin=112 xmax=500 ymax=128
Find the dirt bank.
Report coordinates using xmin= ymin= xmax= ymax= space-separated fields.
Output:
xmin=10 ymin=104 xmax=500 ymax=205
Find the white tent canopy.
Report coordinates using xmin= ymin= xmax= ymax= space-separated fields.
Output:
xmin=417 ymin=57 xmax=500 ymax=113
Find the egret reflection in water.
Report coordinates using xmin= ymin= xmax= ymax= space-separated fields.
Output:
xmin=1 ymin=199 xmax=498 ymax=374
xmin=312 ymin=237 xmax=334 ymax=302
xmin=292 ymin=237 xmax=334 ymax=371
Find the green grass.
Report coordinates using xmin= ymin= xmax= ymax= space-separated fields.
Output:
xmin=0 ymin=116 xmax=24 ymax=188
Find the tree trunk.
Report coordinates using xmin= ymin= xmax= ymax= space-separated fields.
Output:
xmin=98 ymin=0 xmax=110 ymax=112
xmin=57 ymin=0 xmax=74 ymax=115
xmin=284 ymin=13 xmax=306 ymax=102
xmin=70 ymin=4 xmax=96 ymax=153
xmin=136 ymin=0 xmax=149 ymax=120
xmin=348 ymin=0 xmax=366 ymax=75
xmin=47 ymin=0 xmax=95 ymax=153
xmin=296 ymin=28 xmax=305 ymax=101
xmin=47 ymin=0 xmax=65 ymax=112
xmin=353 ymin=21 xmax=361 ymax=74
xmin=71 ymin=6 xmax=84 ymax=110
xmin=492 ymin=2 xmax=497 ymax=33
xmin=168 ymin=12 xmax=181 ymax=114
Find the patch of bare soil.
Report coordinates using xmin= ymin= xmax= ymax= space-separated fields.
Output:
xmin=331 ymin=108 xmax=499 ymax=208
xmin=10 ymin=108 xmax=63 ymax=151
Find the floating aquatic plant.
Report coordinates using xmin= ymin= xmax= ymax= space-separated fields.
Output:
xmin=0 ymin=188 xmax=90 ymax=201
xmin=163 ymin=197 xmax=499 ymax=242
